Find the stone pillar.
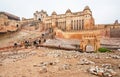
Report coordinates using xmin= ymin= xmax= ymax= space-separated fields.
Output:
xmin=77 ymin=20 xmax=78 ymax=30
xmin=58 ymin=22 xmax=60 ymax=29
xmin=60 ymin=22 xmax=61 ymax=29
xmin=82 ymin=20 xmax=84 ymax=30
xmin=76 ymin=20 xmax=77 ymax=30
xmin=74 ymin=20 xmax=76 ymax=30
xmin=78 ymin=20 xmax=79 ymax=30
xmin=66 ymin=19 xmax=71 ymax=31
xmin=73 ymin=20 xmax=74 ymax=30
xmin=61 ymin=22 xmax=62 ymax=29
xmin=71 ymin=20 xmax=72 ymax=30
xmin=71 ymin=20 xmax=73 ymax=30
xmin=79 ymin=20 xmax=81 ymax=30
xmin=65 ymin=21 xmax=66 ymax=30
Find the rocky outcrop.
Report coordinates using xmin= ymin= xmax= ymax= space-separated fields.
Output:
xmin=77 ymin=58 xmax=95 ymax=65
xmin=88 ymin=65 xmax=117 ymax=77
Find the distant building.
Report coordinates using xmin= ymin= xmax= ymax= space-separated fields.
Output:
xmin=0 ymin=12 xmax=20 ymax=33
xmin=0 ymin=12 xmax=20 ymax=21
xmin=33 ymin=6 xmax=120 ymax=52
xmin=34 ymin=6 xmax=94 ymax=31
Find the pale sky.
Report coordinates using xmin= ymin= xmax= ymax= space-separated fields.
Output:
xmin=0 ymin=0 xmax=120 ymax=24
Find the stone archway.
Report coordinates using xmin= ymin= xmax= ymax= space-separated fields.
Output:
xmin=80 ymin=34 xmax=100 ymax=52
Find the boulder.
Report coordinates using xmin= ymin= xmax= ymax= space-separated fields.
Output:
xmin=54 ymin=54 xmax=61 ymax=58
xmin=39 ymin=66 xmax=47 ymax=73
xmin=59 ymin=64 xmax=71 ymax=71
xmin=39 ymin=62 xmax=48 ymax=67
xmin=49 ymin=62 xmax=57 ymax=66
xmin=108 ymin=69 xmax=117 ymax=76
xmin=74 ymin=55 xmax=79 ymax=58
xmin=111 ymin=55 xmax=120 ymax=59
xmin=78 ymin=58 xmax=95 ymax=65
xmin=88 ymin=66 xmax=117 ymax=77
xmin=64 ymin=55 xmax=72 ymax=59
xmin=102 ymin=64 xmax=112 ymax=69
xmin=103 ymin=72 xmax=112 ymax=77
xmin=88 ymin=66 xmax=104 ymax=76
xmin=62 ymin=64 xmax=71 ymax=70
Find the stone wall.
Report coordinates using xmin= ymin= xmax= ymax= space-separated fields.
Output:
xmin=55 ymin=29 xmax=101 ymax=39
xmin=110 ymin=28 xmax=120 ymax=37
xmin=0 ymin=13 xmax=20 ymax=33
xmin=55 ymin=29 xmax=100 ymax=51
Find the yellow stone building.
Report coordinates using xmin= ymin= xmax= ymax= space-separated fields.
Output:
xmin=34 ymin=6 xmax=94 ymax=31
xmin=0 ymin=6 xmax=119 ymax=52
xmin=33 ymin=6 xmax=101 ymax=52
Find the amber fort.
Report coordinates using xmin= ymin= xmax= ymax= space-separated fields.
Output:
xmin=0 ymin=4 xmax=120 ymax=77
xmin=0 ymin=6 xmax=120 ymax=52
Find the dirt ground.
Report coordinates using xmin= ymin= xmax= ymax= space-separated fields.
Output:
xmin=0 ymin=47 xmax=120 ymax=77
xmin=0 ymin=29 xmax=120 ymax=77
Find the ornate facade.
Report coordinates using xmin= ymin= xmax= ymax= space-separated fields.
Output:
xmin=80 ymin=33 xmax=100 ymax=52
xmin=34 ymin=6 xmax=95 ymax=31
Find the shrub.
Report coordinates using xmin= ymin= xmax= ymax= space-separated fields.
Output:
xmin=98 ymin=47 xmax=111 ymax=53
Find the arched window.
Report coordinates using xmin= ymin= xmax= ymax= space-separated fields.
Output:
xmin=38 ymin=18 xmax=41 ymax=21
xmin=16 ymin=24 xmax=19 ymax=27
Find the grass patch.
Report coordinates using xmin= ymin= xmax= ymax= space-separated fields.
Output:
xmin=98 ymin=47 xmax=111 ymax=53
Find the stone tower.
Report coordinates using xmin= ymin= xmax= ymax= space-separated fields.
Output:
xmin=65 ymin=9 xmax=72 ymax=31
xmin=83 ymin=6 xmax=94 ymax=30
xmin=33 ymin=10 xmax=48 ymax=21
xmin=51 ymin=11 xmax=57 ymax=28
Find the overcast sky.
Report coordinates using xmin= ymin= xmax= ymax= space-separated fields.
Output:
xmin=0 ymin=0 xmax=120 ymax=24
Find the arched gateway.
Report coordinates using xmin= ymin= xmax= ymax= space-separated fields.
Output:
xmin=80 ymin=34 xmax=100 ymax=52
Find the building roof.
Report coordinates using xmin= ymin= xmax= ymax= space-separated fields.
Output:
xmin=66 ymin=9 xmax=72 ymax=13
xmin=0 ymin=12 xmax=20 ymax=21
xmin=84 ymin=6 xmax=90 ymax=10
xmin=52 ymin=11 xmax=57 ymax=15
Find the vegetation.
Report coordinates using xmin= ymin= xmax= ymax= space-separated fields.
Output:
xmin=98 ymin=47 xmax=111 ymax=53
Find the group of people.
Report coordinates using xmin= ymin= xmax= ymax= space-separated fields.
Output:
xmin=14 ymin=38 xmax=46 ymax=49
xmin=13 ymin=28 xmax=54 ymax=49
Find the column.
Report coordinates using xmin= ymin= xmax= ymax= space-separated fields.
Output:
xmin=77 ymin=20 xmax=78 ymax=30
xmin=81 ymin=20 xmax=83 ymax=30
xmin=71 ymin=20 xmax=73 ymax=30
xmin=74 ymin=20 xmax=76 ymax=30
xmin=75 ymin=20 xmax=77 ymax=30
xmin=65 ymin=21 xmax=66 ymax=30
xmin=58 ymin=22 xmax=60 ymax=29
xmin=82 ymin=19 xmax=84 ymax=30
xmin=78 ymin=20 xmax=79 ymax=30
xmin=79 ymin=20 xmax=81 ymax=30
xmin=60 ymin=22 xmax=61 ymax=29
xmin=72 ymin=20 xmax=74 ymax=30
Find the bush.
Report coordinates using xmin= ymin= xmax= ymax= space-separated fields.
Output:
xmin=98 ymin=47 xmax=111 ymax=53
